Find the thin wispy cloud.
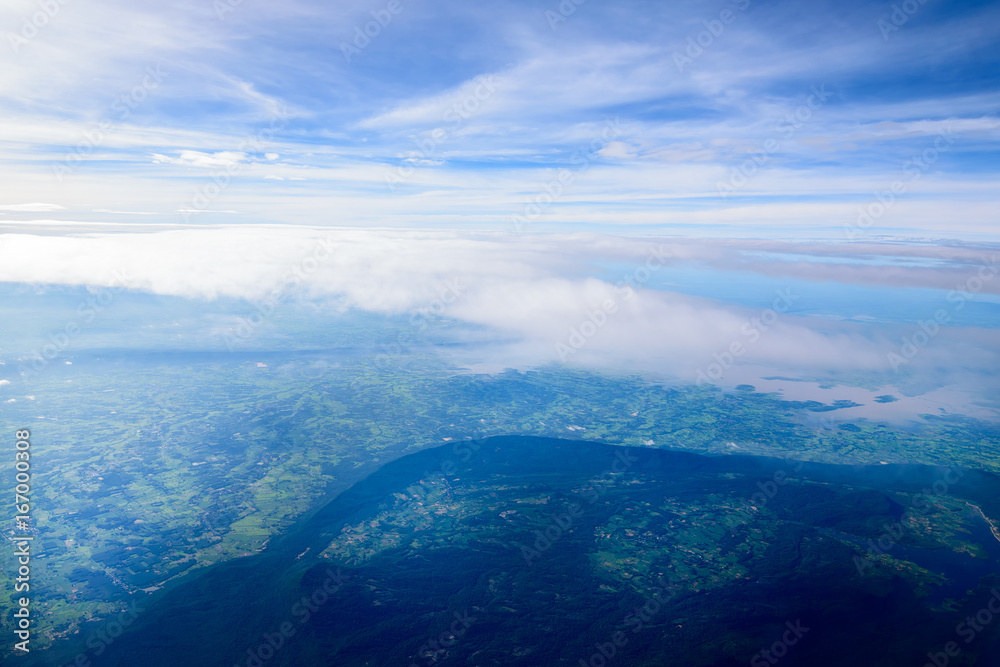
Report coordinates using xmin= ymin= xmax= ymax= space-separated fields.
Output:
xmin=0 ymin=0 xmax=994 ymax=235
xmin=0 ymin=203 xmax=65 ymax=212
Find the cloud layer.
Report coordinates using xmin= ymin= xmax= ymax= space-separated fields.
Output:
xmin=2 ymin=227 xmax=997 ymax=395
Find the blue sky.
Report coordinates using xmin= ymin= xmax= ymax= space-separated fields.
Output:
xmin=1 ymin=0 xmax=998 ymax=236
xmin=2 ymin=0 xmax=999 ymax=413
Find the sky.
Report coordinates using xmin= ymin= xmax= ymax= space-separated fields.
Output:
xmin=1 ymin=0 xmax=998 ymax=417
xmin=0 ymin=0 xmax=998 ymax=236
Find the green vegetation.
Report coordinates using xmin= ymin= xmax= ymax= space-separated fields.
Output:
xmin=2 ymin=355 xmax=998 ymax=656
xmin=37 ymin=436 xmax=1000 ymax=666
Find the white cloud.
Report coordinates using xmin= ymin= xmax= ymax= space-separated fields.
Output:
xmin=152 ymin=150 xmax=249 ymax=169
xmin=0 ymin=226 xmax=995 ymax=390
xmin=597 ymin=141 xmax=637 ymax=160
xmin=0 ymin=203 xmax=65 ymax=212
